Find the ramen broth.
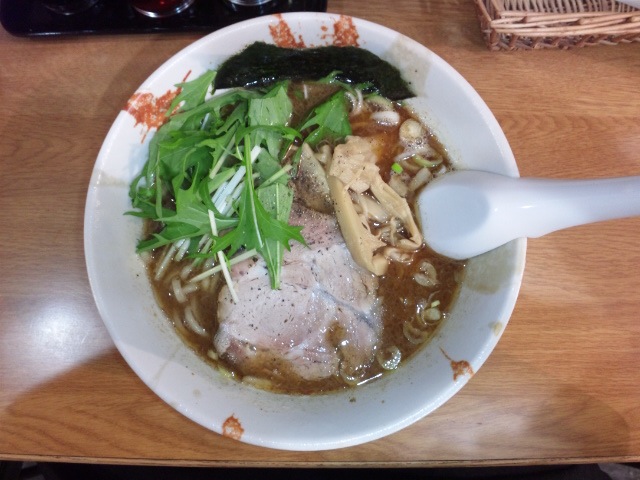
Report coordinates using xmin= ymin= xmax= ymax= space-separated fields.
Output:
xmin=143 ymin=82 xmax=465 ymax=394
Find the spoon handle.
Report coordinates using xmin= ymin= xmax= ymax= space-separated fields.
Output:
xmin=507 ymin=175 xmax=640 ymax=238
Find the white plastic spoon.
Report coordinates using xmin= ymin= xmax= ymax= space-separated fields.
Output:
xmin=415 ymin=170 xmax=640 ymax=260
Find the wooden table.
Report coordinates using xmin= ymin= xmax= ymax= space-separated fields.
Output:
xmin=2 ymin=0 xmax=640 ymax=468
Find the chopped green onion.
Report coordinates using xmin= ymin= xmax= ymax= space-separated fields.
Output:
xmin=413 ymin=154 xmax=443 ymax=169
xmin=391 ymin=162 xmax=403 ymax=174
xmin=366 ymin=93 xmax=395 ymax=111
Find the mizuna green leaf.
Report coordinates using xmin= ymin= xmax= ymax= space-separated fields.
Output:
xmin=128 ymin=68 xmax=353 ymax=292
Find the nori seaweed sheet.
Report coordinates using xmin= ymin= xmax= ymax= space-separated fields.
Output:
xmin=214 ymin=42 xmax=415 ymax=100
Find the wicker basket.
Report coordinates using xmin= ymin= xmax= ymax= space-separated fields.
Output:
xmin=474 ymin=0 xmax=640 ymax=50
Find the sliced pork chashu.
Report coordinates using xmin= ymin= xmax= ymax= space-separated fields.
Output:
xmin=214 ymin=204 xmax=382 ymax=386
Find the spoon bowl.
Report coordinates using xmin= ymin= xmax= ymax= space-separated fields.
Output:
xmin=416 ymin=170 xmax=640 ymax=260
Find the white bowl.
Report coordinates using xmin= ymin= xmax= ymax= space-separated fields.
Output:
xmin=84 ymin=12 xmax=526 ymax=451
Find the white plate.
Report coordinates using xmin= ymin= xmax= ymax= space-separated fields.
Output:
xmin=84 ymin=12 xmax=526 ymax=451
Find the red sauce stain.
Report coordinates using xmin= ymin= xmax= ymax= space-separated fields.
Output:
xmin=123 ymin=70 xmax=191 ymax=141
xmin=269 ymin=14 xmax=306 ymax=48
xmin=222 ymin=415 xmax=244 ymax=440
xmin=124 ymin=88 xmax=180 ymax=140
xmin=269 ymin=14 xmax=359 ymax=48
xmin=332 ymin=15 xmax=360 ymax=47
xmin=440 ymin=348 xmax=474 ymax=382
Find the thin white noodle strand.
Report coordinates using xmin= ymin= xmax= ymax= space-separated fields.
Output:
xmin=172 ymin=277 xmax=187 ymax=304
xmin=154 ymin=242 xmax=178 ymax=281
xmin=174 ymin=238 xmax=190 ymax=262
xmin=183 ymin=307 xmax=208 ymax=337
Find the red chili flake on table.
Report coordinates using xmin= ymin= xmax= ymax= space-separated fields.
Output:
xmin=332 ymin=15 xmax=359 ymax=47
xmin=440 ymin=348 xmax=475 ymax=381
xmin=269 ymin=14 xmax=306 ymax=48
xmin=222 ymin=415 xmax=244 ymax=440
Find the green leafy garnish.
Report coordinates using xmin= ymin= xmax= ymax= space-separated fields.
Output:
xmin=206 ymin=135 xmax=305 ymax=289
xmin=299 ymin=91 xmax=352 ymax=148
xmin=256 ymin=181 xmax=298 ymax=289
xmin=128 ymin=70 xmax=353 ymax=296
xmin=168 ymin=70 xmax=217 ymax=115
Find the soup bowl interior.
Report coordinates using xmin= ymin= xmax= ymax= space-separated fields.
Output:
xmin=84 ymin=12 xmax=526 ymax=451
